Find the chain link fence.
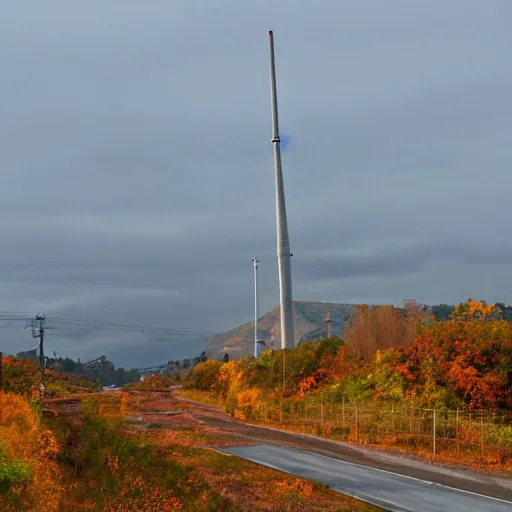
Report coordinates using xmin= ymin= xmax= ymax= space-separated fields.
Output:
xmin=250 ymin=399 xmax=512 ymax=463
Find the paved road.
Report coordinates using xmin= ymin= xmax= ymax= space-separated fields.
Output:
xmin=219 ymin=443 xmax=512 ymax=512
xmin=189 ymin=407 xmax=512 ymax=501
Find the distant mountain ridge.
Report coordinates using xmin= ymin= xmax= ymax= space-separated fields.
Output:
xmin=206 ymin=301 xmax=356 ymax=359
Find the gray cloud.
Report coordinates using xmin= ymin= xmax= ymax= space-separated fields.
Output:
xmin=1 ymin=0 xmax=512 ymax=366
xmin=296 ymin=241 xmax=512 ymax=282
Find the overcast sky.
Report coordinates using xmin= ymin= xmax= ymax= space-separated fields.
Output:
xmin=1 ymin=1 xmax=512 ymax=367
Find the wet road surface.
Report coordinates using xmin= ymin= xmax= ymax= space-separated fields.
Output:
xmin=218 ymin=443 xmax=512 ymax=512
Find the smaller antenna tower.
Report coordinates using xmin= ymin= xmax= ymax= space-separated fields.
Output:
xmin=325 ymin=310 xmax=332 ymax=338
xmin=252 ymin=257 xmax=260 ymax=358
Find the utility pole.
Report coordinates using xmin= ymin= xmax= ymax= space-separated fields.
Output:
xmin=32 ymin=314 xmax=46 ymax=406
xmin=253 ymin=257 xmax=260 ymax=359
xmin=0 ymin=351 xmax=3 ymax=391
xmin=325 ymin=310 xmax=332 ymax=338
xmin=268 ymin=30 xmax=295 ymax=351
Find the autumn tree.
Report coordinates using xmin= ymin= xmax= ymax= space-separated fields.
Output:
xmin=184 ymin=360 xmax=222 ymax=392
xmin=450 ymin=298 xmax=500 ymax=321
xmin=397 ymin=318 xmax=512 ymax=408
xmin=345 ymin=303 xmax=425 ymax=360
xmin=344 ymin=305 xmax=376 ymax=360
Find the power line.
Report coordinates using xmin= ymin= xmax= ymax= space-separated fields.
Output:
xmin=0 ymin=310 xmax=36 ymax=317
xmin=0 ymin=312 xmax=215 ymax=337
xmin=49 ymin=319 xmax=213 ymax=336
xmin=0 ymin=316 xmax=36 ymax=321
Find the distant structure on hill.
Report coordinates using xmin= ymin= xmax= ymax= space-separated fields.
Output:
xmin=136 ymin=351 xmax=208 ymax=378
xmin=16 ymin=348 xmax=39 ymax=361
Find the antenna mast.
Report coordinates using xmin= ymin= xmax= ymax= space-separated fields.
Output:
xmin=325 ymin=310 xmax=332 ymax=338
xmin=268 ymin=30 xmax=295 ymax=350
xmin=253 ymin=257 xmax=260 ymax=358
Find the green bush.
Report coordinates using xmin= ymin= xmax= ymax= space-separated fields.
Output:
xmin=485 ymin=424 xmax=512 ymax=450
xmin=184 ymin=360 xmax=222 ymax=392
xmin=334 ymin=374 xmax=374 ymax=404
xmin=0 ymin=446 xmax=33 ymax=494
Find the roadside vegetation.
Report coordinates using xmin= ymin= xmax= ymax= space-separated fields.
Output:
xmin=0 ymin=391 xmax=62 ymax=511
xmin=183 ymin=299 xmax=512 ymax=469
xmin=2 ymin=355 xmax=101 ymax=398
xmin=0 ymin=355 xmax=381 ymax=510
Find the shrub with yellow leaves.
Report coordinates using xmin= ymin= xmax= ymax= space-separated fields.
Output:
xmin=0 ymin=392 xmax=63 ymax=512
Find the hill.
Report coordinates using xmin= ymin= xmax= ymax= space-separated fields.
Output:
xmin=206 ymin=301 xmax=356 ymax=359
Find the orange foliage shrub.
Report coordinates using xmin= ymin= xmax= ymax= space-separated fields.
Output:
xmin=233 ymin=388 xmax=260 ymax=420
xmin=2 ymin=356 xmax=39 ymax=397
xmin=120 ymin=391 xmax=130 ymax=416
xmin=0 ymin=392 xmax=63 ymax=512
xmin=297 ymin=375 xmax=319 ymax=398
xmin=396 ymin=319 xmax=512 ymax=408
xmin=37 ymin=430 xmax=60 ymax=459
xmin=295 ymin=367 xmax=330 ymax=399
xmin=216 ymin=360 xmax=239 ymax=399
xmin=0 ymin=393 xmax=39 ymax=458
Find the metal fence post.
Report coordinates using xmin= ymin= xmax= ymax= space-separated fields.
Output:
xmin=342 ymin=396 xmax=345 ymax=428
xmin=409 ymin=403 xmax=413 ymax=443
xmin=480 ymin=412 xmax=484 ymax=457
xmin=433 ymin=409 xmax=436 ymax=455
xmin=355 ymin=405 xmax=359 ymax=442
xmin=320 ymin=394 xmax=324 ymax=426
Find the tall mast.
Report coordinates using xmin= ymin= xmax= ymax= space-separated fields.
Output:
xmin=268 ymin=30 xmax=295 ymax=350
xmin=253 ymin=257 xmax=260 ymax=358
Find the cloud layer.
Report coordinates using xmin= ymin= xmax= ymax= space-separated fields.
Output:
xmin=1 ymin=1 xmax=512 ymax=366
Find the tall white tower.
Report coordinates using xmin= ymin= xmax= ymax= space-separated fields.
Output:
xmin=268 ymin=31 xmax=295 ymax=350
